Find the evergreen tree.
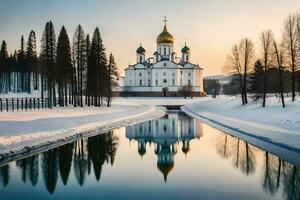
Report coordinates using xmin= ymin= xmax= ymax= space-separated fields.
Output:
xmin=0 ymin=41 xmax=9 ymax=93
xmin=40 ymin=21 xmax=56 ymax=107
xmin=250 ymin=60 xmax=264 ymax=101
xmin=87 ymin=28 xmax=107 ymax=106
xmin=17 ymin=36 xmax=26 ymax=93
xmin=72 ymin=25 xmax=86 ymax=107
xmin=25 ymin=30 xmax=38 ymax=93
xmin=106 ymin=53 xmax=118 ymax=106
xmin=85 ymin=34 xmax=90 ymax=105
xmin=56 ymin=26 xmax=72 ymax=106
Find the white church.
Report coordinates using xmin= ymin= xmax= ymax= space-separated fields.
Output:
xmin=123 ymin=18 xmax=204 ymax=97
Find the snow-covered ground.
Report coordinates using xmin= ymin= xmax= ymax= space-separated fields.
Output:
xmin=0 ymin=104 xmax=165 ymax=162
xmin=182 ymin=96 xmax=300 ymax=165
xmin=112 ymin=96 xmax=209 ymax=106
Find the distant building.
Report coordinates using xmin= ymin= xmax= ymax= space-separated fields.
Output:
xmin=123 ymin=18 xmax=204 ymax=97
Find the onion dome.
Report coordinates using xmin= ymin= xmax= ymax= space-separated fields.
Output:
xmin=136 ymin=44 xmax=145 ymax=54
xmin=157 ymin=162 xmax=174 ymax=182
xmin=156 ymin=22 xmax=174 ymax=44
xmin=181 ymin=43 xmax=190 ymax=54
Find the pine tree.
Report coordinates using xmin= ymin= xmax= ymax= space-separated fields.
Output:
xmin=87 ymin=28 xmax=107 ymax=106
xmin=72 ymin=25 xmax=86 ymax=107
xmin=25 ymin=30 xmax=38 ymax=93
xmin=85 ymin=34 xmax=90 ymax=106
xmin=56 ymin=26 xmax=72 ymax=106
xmin=17 ymin=36 xmax=26 ymax=93
xmin=250 ymin=60 xmax=264 ymax=101
xmin=40 ymin=21 xmax=56 ymax=108
xmin=0 ymin=41 xmax=8 ymax=93
xmin=106 ymin=53 xmax=118 ymax=106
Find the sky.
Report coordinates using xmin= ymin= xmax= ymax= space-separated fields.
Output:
xmin=0 ymin=0 xmax=299 ymax=76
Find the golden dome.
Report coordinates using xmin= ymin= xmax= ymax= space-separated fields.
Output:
xmin=157 ymin=163 xmax=174 ymax=182
xmin=156 ymin=24 xmax=174 ymax=44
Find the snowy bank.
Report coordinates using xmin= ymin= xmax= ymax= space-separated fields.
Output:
xmin=0 ymin=104 xmax=166 ymax=164
xmin=182 ymin=97 xmax=300 ymax=166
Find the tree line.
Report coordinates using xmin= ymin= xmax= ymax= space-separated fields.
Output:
xmin=0 ymin=21 xmax=118 ymax=107
xmin=224 ymin=11 xmax=300 ymax=108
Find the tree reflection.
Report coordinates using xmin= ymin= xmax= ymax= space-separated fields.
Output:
xmin=282 ymin=163 xmax=300 ymax=200
xmin=74 ymin=139 xmax=89 ymax=186
xmin=16 ymin=155 xmax=39 ymax=186
xmin=262 ymin=152 xmax=279 ymax=195
xmin=42 ymin=149 xmax=59 ymax=194
xmin=87 ymin=131 xmax=119 ymax=181
xmin=216 ymin=134 xmax=256 ymax=175
xmin=0 ymin=164 xmax=9 ymax=188
xmin=59 ymin=143 xmax=73 ymax=185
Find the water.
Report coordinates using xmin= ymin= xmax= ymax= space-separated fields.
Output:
xmin=0 ymin=111 xmax=299 ymax=200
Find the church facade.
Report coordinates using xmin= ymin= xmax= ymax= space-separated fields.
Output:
xmin=123 ymin=19 xmax=204 ymax=97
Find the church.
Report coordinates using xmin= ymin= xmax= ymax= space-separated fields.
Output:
xmin=123 ymin=18 xmax=204 ymax=97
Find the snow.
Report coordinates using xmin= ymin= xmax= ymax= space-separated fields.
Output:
xmin=0 ymin=104 xmax=166 ymax=162
xmin=182 ymin=96 xmax=300 ymax=166
xmin=112 ymin=97 xmax=210 ymax=106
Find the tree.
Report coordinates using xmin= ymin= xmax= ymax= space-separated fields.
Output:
xmin=259 ymin=30 xmax=274 ymax=107
xmin=0 ymin=41 xmax=9 ymax=93
xmin=273 ymin=39 xmax=286 ymax=108
xmin=283 ymin=13 xmax=298 ymax=101
xmin=224 ymin=38 xmax=255 ymax=105
xmin=56 ymin=26 xmax=72 ymax=106
xmin=25 ymin=30 xmax=38 ymax=93
xmin=250 ymin=60 xmax=264 ymax=101
xmin=17 ymin=36 xmax=26 ymax=93
xmin=72 ymin=25 xmax=86 ymax=107
xmin=87 ymin=27 xmax=107 ymax=106
xmin=40 ymin=21 xmax=56 ymax=107
xmin=106 ymin=53 xmax=118 ymax=106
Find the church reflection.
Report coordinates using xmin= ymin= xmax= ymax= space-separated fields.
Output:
xmin=126 ymin=111 xmax=203 ymax=181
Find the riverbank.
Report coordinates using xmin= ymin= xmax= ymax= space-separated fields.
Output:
xmin=0 ymin=104 xmax=166 ymax=163
xmin=182 ymin=96 xmax=300 ymax=166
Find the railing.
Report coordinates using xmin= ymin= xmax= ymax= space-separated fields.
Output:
xmin=0 ymin=98 xmax=50 ymax=112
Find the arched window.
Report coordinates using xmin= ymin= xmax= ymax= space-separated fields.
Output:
xmin=139 ymin=56 xmax=143 ymax=63
xmin=140 ymin=80 xmax=142 ymax=86
xmin=186 ymin=55 xmax=189 ymax=62
xmin=164 ymin=47 xmax=166 ymax=55
xmin=188 ymin=80 xmax=191 ymax=86
xmin=148 ymin=79 xmax=150 ymax=86
xmin=163 ymin=79 xmax=167 ymax=83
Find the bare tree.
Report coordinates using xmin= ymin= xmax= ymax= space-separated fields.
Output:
xmin=283 ymin=13 xmax=298 ymax=101
xmin=273 ymin=39 xmax=286 ymax=108
xmin=224 ymin=38 xmax=255 ymax=105
xmin=260 ymin=30 xmax=274 ymax=107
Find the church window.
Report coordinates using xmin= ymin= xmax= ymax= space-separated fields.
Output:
xmin=139 ymin=56 xmax=143 ymax=63
xmin=163 ymin=125 xmax=167 ymax=132
xmin=148 ymin=79 xmax=150 ymax=86
xmin=188 ymin=80 xmax=191 ymax=85
xmin=156 ymin=80 xmax=158 ymax=86
xmin=186 ymin=55 xmax=189 ymax=62
xmin=139 ymin=73 xmax=142 ymax=77
xmin=163 ymin=79 xmax=167 ymax=83
xmin=147 ymin=71 xmax=150 ymax=76
xmin=163 ymin=72 xmax=166 ymax=76
xmin=180 ymin=71 xmax=183 ymax=75
xmin=164 ymin=47 xmax=166 ymax=55
xmin=188 ymin=73 xmax=191 ymax=76
xmin=140 ymin=80 xmax=142 ymax=86
xmin=164 ymin=63 xmax=167 ymax=67
xmin=172 ymin=79 xmax=175 ymax=85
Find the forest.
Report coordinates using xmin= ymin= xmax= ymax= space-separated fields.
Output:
xmin=0 ymin=21 xmax=118 ymax=108
xmin=221 ymin=11 xmax=300 ymax=108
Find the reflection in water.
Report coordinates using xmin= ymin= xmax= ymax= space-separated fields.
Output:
xmin=216 ymin=133 xmax=300 ymax=199
xmin=126 ymin=111 xmax=203 ymax=181
xmin=0 ymin=131 xmax=118 ymax=194
xmin=0 ymin=112 xmax=299 ymax=200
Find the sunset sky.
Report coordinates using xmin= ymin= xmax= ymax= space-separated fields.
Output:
xmin=0 ymin=0 xmax=299 ymax=76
